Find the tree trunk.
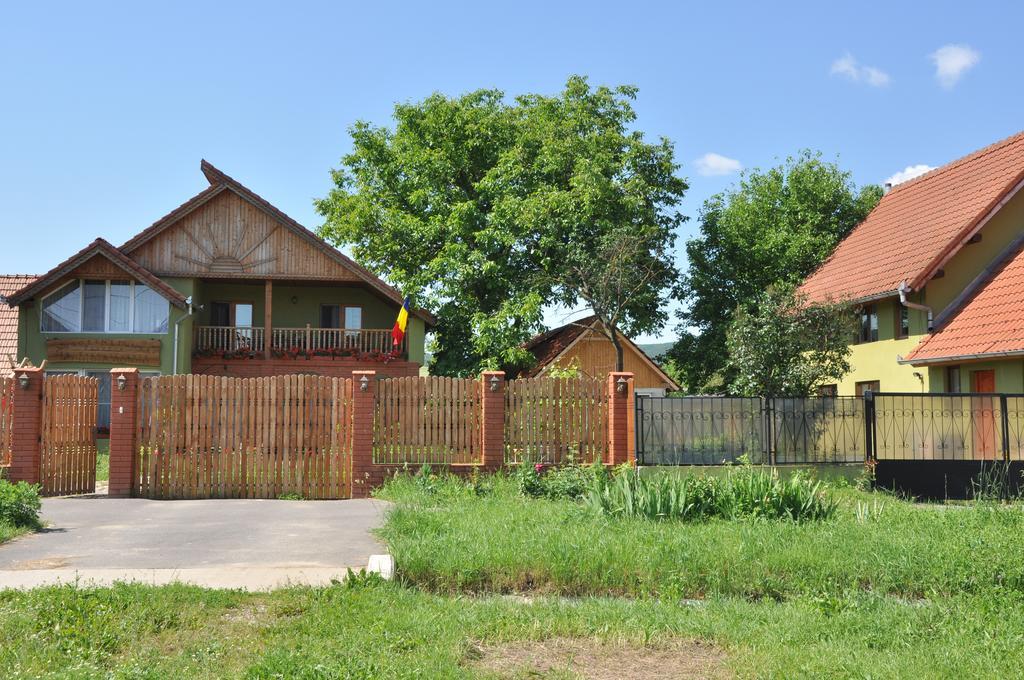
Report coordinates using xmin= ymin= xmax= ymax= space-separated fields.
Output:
xmin=607 ymin=324 xmax=625 ymax=373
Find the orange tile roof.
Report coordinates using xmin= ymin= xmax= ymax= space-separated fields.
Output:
xmin=801 ymin=130 xmax=1024 ymax=302
xmin=905 ymin=241 xmax=1024 ymax=364
xmin=0 ymin=275 xmax=36 ymax=375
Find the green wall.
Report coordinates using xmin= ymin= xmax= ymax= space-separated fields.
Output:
xmin=18 ymin=278 xmax=196 ymax=375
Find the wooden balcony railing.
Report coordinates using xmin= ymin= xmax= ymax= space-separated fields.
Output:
xmin=194 ymin=326 xmax=405 ymax=356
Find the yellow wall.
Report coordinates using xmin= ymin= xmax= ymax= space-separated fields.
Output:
xmin=837 ymin=190 xmax=1024 ymax=395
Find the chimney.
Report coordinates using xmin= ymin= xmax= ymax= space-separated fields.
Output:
xmin=883 ymin=182 xmax=893 ymax=195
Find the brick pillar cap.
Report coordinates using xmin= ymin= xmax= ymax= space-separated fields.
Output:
xmin=480 ymin=370 xmax=505 ymax=377
xmin=14 ymin=366 xmax=43 ymax=375
xmin=351 ymin=370 xmax=377 ymax=376
xmin=110 ymin=367 xmax=140 ymax=374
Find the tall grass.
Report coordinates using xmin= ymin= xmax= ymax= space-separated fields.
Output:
xmin=586 ymin=467 xmax=837 ymax=522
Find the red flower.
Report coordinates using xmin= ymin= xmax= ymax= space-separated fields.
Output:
xmin=534 ymin=463 xmax=544 ymax=473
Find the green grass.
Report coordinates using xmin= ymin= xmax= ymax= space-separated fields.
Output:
xmin=1 ymin=579 xmax=1023 ymax=678
xmin=378 ymin=472 xmax=1024 ymax=599
xmin=96 ymin=439 xmax=109 ymax=483
xmin=0 ymin=522 xmax=31 ymax=545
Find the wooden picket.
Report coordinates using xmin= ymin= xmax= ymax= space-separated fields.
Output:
xmin=504 ymin=376 xmax=608 ymax=464
xmin=373 ymin=376 xmax=482 ymax=464
xmin=40 ymin=375 xmax=98 ymax=496
xmin=0 ymin=377 xmax=14 ymax=468
xmin=135 ymin=374 xmax=353 ymax=499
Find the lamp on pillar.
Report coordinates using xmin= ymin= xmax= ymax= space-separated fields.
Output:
xmin=616 ymin=376 xmax=628 ymax=393
xmin=116 ymin=373 xmax=127 ymax=391
xmin=489 ymin=374 xmax=501 ymax=392
xmin=17 ymin=372 xmax=29 ymax=390
xmin=360 ymin=374 xmax=370 ymax=392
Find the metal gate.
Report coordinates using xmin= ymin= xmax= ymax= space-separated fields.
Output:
xmin=40 ymin=374 xmax=99 ymax=496
xmin=635 ymin=395 xmax=866 ymax=465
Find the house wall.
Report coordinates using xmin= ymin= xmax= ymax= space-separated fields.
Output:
xmin=837 ymin=191 xmax=1024 ymax=395
xmin=927 ymin=360 xmax=1024 ymax=393
xmin=18 ymin=277 xmax=196 ymax=375
xmin=549 ymin=332 xmax=671 ymax=390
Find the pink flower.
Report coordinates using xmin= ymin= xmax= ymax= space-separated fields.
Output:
xmin=534 ymin=463 xmax=544 ymax=473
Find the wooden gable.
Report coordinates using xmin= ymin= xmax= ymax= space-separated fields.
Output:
xmin=126 ymin=190 xmax=362 ymax=281
xmin=547 ymin=328 xmax=679 ymax=391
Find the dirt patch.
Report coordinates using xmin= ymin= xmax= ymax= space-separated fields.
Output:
xmin=9 ymin=557 xmax=71 ymax=570
xmin=221 ymin=603 xmax=269 ymax=624
xmin=467 ymin=637 xmax=728 ymax=679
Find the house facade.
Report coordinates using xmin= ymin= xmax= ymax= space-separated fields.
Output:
xmin=2 ymin=161 xmax=433 ymax=427
xmin=801 ymin=130 xmax=1024 ymax=395
xmin=520 ymin=316 xmax=680 ymax=396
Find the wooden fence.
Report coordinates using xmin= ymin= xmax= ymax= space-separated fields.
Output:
xmin=0 ymin=377 xmax=13 ymax=468
xmin=135 ymin=374 xmax=353 ymax=499
xmin=40 ymin=374 xmax=98 ymax=496
xmin=504 ymin=376 xmax=609 ymax=464
xmin=373 ymin=376 xmax=482 ymax=464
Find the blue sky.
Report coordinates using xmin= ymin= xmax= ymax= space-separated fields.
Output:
xmin=1 ymin=1 xmax=1020 ymax=341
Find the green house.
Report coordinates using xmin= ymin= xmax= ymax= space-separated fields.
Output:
xmin=1 ymin=161 xmax=434 ymax=430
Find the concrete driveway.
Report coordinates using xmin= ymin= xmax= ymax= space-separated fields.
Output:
xmin=0 ymin=496 xmax=391 ymax=590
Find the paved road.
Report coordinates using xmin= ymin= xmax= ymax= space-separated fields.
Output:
xmin=0 ymin=497 xmax=391 ymax=590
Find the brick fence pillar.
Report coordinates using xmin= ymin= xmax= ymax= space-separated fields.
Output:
xmin=480 ymin=371 xmax=505 ymax=471
xmin=607 ymin=372 xmax=635 ymax=466
xmin=9 ymin=366 xmax=44 ymax=485
xmin=350 ymin=370 xmax=376 ymax=498
xmin=108 ymin=368 xmax=139 ymax=497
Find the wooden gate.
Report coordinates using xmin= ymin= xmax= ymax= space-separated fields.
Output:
xmin=135 ymin=375 xmax=353 ymax=499
xmin=40 ymin=374 xmax=99 ymax=496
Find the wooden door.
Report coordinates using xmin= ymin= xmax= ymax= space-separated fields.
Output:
xmin=971 ymin=370 xmax=997 ymax=460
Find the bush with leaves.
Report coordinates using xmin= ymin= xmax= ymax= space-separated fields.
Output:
xmin=0 ymin=480 xmax=42 ymax=529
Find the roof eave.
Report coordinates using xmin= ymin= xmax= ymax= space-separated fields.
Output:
xmin=898 ymin=349 xmax=1024 ymax=366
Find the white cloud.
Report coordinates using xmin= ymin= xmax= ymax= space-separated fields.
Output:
xmin=694 ymin=152 xmax=742 ymax=177
xmin=930 ymin=44 xmax=980 ymax=88
xmin=885 ymin=164 xmax=935 ymax=186
xmin=830 ymin=53 xmax=891 ymax=87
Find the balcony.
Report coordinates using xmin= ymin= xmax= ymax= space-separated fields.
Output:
xmin=194 ymin=325 xmax=405 ymax=357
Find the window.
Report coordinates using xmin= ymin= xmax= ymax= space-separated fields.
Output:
xmin=320 ymin=305 xmax=362 ymax=330
xmin=858 ymin=305 xmax=878 ymax=343
xmin=40 ymin=280 xmax=169 ymax=334
xmin=946 ymin=365 xmax=961 ymax=393
xmin=895 ymin=304 xmax=910 ymax=339
xmin=855 ymin=380 xmax=880 ymax=397
xmin=817 ymin=384 xmax=838 ymax=398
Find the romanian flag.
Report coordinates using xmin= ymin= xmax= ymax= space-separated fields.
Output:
xmin=392 ymin=297 xmax=411 ymax=346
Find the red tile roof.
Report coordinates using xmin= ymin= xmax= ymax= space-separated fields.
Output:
xmin=521 ymin=316 xmax=597 ymax=377
xmin=905 ymin=240 xmax=1024 ymax=364
xmin=0 ymin=275 xmax=36 ymax=375
xmin=802 ymin=130 xmax=1024 ymax=303
xmin=5 ymin=239 xmax=187 ymax=308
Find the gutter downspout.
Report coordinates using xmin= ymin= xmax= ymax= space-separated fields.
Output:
xmin=172 ymin=296 xmax=194 ymax=375
xmin=898 ymin=282 xmax=933 ymax=331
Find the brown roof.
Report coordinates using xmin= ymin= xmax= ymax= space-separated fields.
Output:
xmin=521 ymin=316 xmax=597 ymax=377
xmin=521 ymin=315 xmax=680 ymax=390
xmin=5 ymin=239 xmax=188 ymax=309
xmin=801 ymin=130 xmax=1024 ymax=303
xmin=0 ymin=275 xmax=36 ymax=375
xmin=120 ymin=160 xmax=436 ymax=326
xmin=904 ymin=239 xmax=1024 ymax=365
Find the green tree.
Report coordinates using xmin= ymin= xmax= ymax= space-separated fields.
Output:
xmin=316 ymin=76 xmax=686 ymax=376
xmin=725 ymin=286 xmax=856 ymax=397
xmin=667 ymin=151 xmax=881 ymax=392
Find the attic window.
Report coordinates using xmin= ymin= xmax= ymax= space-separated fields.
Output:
xmin=41 ymin=279 xmax=169 ymax=334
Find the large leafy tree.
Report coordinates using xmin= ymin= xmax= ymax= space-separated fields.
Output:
xmin=726 ymin=286 xmax=857 ymax=397
xmin=316 ymin=76 xmax=687 ymax=376
xmin=667 ymin=151 xmax=881 ymax=392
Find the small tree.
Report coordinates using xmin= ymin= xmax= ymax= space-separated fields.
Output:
xmin=725 ymin=287 xmax=856 ymax=397
xmin=550 ymin=226 xmax=678 ymax=372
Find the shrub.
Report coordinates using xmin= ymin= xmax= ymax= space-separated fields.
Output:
xmin=0 ymin=479 xmax=42 ymax=529
xmin=513 ymin=462 xmax=609 ymax=500
xmin=586 ymin=467 xmax=837 ymax=522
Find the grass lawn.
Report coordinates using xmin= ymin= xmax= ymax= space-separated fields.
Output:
xmin=377 ymin=473 xmax=1024 ymax=599
xmin=0 ymin=523 xmax=31 ymax=546
xmin=1 ymin=580 xmax=1023 ymax=678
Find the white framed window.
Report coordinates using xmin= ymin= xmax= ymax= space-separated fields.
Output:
xmin=40 ymin=279 xmax=170 ymax=334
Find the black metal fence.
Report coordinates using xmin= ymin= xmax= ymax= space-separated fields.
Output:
xmin=637 ymin=392 xmax=1024 ymax=466
xmin=636 ymin=396 xmax=865 ymax=465
xmin=870 ymin=392 xmax=1024 ymax=461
